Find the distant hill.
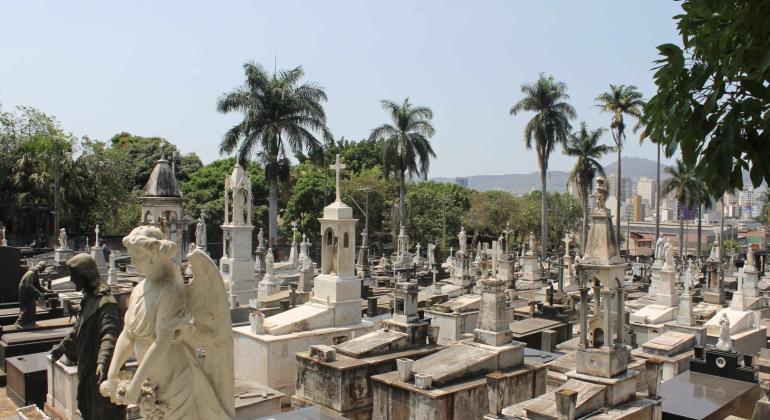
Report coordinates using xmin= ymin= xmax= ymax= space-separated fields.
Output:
xmin=432 ymin=157 xmax=665 ymax=194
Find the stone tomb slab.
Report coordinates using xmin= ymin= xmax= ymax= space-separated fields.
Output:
xmin=411 ymin=341 xmax=523 ymax=385
xmin=661 ymin=370 xmax=762 ymax=420
xmin=641 ymin=330 xmax=694 ymax=357
xmin=334 ymin=330 xmax=409 ymax=358
xmin=630 ymin=303 xmax=677 ymax=324
xmin=234 ymin=379 xmax=283 ymax=419
xmin=514 ymin=378 xmax=606 ymax=420
xmin=0 ymin=327 xmax=69 ymax=369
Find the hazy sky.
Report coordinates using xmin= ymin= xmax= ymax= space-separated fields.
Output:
xmin=1 ymin=1 xmax=681 ymax=177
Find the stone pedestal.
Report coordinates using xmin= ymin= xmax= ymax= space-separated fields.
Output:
xmin=650 ymin=269 xmax=677 ymax=307
xmin=676 ymin=293 xmax=695 ymax=326
xmin=45 ymin=358 xmax=80 ymax=420
xmin=53 ymin=248 xmax=72 ymax=265
xmin=89 ymin=246 xmax=107 ymax=279
xmin=257 ymin=273 xmax=281 ymax=299
xmin=220 ymin=225 xmax=257 ymax=305
xmin=520 ymin=254 xmax=539 ymax=281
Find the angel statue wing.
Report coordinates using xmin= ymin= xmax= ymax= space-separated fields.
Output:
xmin=186 ymin=248 xmax=235 ymax=418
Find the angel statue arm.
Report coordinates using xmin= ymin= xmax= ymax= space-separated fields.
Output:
xmin=105 ymin=300 xmax=136 ymax=400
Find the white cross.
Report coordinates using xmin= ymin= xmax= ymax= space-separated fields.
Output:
xmin=329 ymin=154 xmax=346 ymax=203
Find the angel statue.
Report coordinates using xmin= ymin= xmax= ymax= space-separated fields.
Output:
xmin=593 ymin=177 xmax=608 ymax=210
xmin=102 ymin=226 xmax=234 ymax=419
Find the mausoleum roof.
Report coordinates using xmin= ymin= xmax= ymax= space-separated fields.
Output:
xmin=144 ymin=157 xmax=181 ymax=197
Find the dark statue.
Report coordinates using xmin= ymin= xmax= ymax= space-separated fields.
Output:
xmin=49 ymin=254 xmax=125 ymax=419
xmin=15 ymin=261 xmax=51 ymax=328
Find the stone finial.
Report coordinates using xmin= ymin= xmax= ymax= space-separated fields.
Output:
xmin=645 ymin=358 xmax=664 ymax=399
xmin=555 ymin=389 xmax=577 ymax=420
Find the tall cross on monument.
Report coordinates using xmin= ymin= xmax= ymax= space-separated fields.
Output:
xmin=329 ymin=154 xmax=346 ymax=203
xmin=292 ymin=221 xmax=298 ymax=240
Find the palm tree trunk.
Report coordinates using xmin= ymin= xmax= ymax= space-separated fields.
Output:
xmin=678 ymin=207 xmax=684 ymax=260
xmin=268 ymin=174 xmax=279 ymax=248
xmin=616 ymin=142 xmax=622 ymax=241
xmin=540 ymin=168 xmax=548 ymax=257
xmin=655 ymin=143 xmax=661 ymax=242
xmin=582 ymin=191 xmax=589 ymax=253
xmin=696 ymin=205 xmax=702 ymax=259
xmin=399 ymin=171 xmax=406 ymax=231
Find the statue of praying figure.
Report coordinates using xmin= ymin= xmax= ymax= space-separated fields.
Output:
xmin=716 ymin=312 xmax=732 ymax=352
xmin=257 ymin=227 xmax=266 ymax=250
xmin=195 ymin=211 xmax=207 ymax=249
xmin=265 ymin=248 xmax=275 ymax=276
xmin=49 ymin=254 xmax=125 ymax=420
xmin=102 ymin=226 xmax=234 ymax=419
xmin=663 ymin=240 xmax=675 ymax=271
xmin=58 ymin=228 xmax=68 ymax=250
xmin=15 ymin=262 xmax=51 ymax=329
xmin=458 ymin=226 xmax=467 ymax=255
xmin=528 ymin=232 xmax=535 ymax=253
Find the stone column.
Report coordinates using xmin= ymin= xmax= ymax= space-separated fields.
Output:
xmin=579 ymin=287 xmax=588 ymax=348
xmin=558 ymin=256 xmax=564 ymax=293
xmin=602 ymin=290 xmax=612 ymax=348
xmin=615 ymin=287 xmax=624 ymax=346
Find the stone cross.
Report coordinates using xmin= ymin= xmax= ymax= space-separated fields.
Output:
xmin=329 ymin=154 xmax=346 ymax=203
xmin=291 ymin=221 xmax=298 ymax=243
xmin=94 ymin=224 xmax=100 ymax=247
xmin=563 ymin=233 xmax=571 ymax=257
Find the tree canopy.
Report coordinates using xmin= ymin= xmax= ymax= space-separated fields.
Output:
xmin=645 ymin=0 xmax=770 ymax=196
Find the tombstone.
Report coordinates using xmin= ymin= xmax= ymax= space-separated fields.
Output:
xmin=232 ymin=155 xmax=376 ymax=402
xmin=220 ymin=164 xmax=256 ymax=305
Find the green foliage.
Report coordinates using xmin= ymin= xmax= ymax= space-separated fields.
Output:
xmin=342 ymin=167 xmax=399 ymax=241
xmin=466 ymin=190 xmax=522 ymax=240
xmin=283 ymin=163 xmax=329 ymax=240
xmin=110 ymin=132 xmax=201 ymax=191
xmin=723 ymin=239 xmax=740 ymax=254
xmin=181 ymin=158 xmax=268 ymax=244
xmin=404 ymin=182 xmax=470 ymax=250
xmin=306 ymin=136 xmax=385 ymax=174
xmin=644 ymin=0 xmax=770 ymax=196
xmin=519 ymin=192 xmax=582 ymax=252
xmin=595 ymin=84 xmax=644 ymax=148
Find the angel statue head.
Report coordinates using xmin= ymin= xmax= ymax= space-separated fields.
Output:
xmin=122 ymin=226 xmax=178 ymax=278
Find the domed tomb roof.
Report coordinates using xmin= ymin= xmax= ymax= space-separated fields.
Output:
xmin=143 ymin=156 xmax=181 ymax=197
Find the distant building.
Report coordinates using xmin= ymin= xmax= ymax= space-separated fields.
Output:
xmin=455 ymin=177 xmax=469 ymax=188
xmin=633 ymin=194 xmax=644 ymax=222
xmin=637 ymin=176 xmax=655 ymax=207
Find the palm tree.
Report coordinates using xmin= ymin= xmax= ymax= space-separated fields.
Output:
xmin=217 ymin=62 xmax=332 ymax=248
xmin=596 ymin=85 xmax=644 ymax=240
xmin=661 ymin=160 xmax=707 ymax=259
xmin=369 ymin=98 xmax=436 ymax=231
xmin=634 ymin=120 xmax=661 ymax=243
xmin=695 ymin=186 xmax=713 ymax=259
xmin=563 ymin=122 xmax=612 ymax=252
xmin=511 ymin=73 xmax=576 ymax=256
